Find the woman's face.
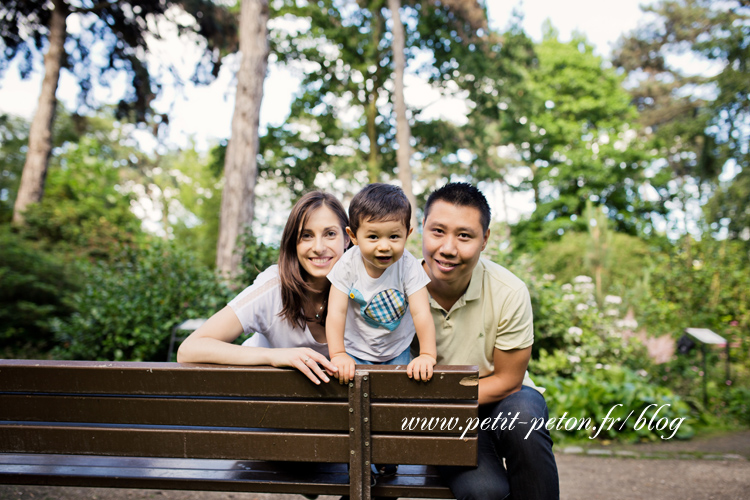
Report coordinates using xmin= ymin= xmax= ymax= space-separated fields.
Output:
xmin=296 ymin=204 xmax=348 ymax=288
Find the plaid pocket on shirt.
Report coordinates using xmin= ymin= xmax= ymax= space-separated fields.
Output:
xmin=364 ymin=289 xmax=407 ymax=326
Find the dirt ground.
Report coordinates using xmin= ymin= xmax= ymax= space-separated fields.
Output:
xmin=2 ymin=430 xmax=749 ymax=500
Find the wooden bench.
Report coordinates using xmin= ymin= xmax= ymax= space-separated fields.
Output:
xmin=0 ymin=360 xmax=478 ymax=499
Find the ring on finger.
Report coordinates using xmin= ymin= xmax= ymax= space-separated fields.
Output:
xmin=303 ymin=357 xmax=311 ymax=363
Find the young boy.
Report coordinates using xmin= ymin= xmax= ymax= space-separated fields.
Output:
xmin=326 ymin=183 xmax=437 ymax=385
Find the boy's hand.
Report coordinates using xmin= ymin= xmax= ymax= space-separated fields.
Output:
xmin=407 ymin=354 xmax=436 ymax=381
xmin=331 ymin=353 xmax=356 ymax=384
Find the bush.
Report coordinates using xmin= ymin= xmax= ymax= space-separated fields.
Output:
xmin=0 ymin=226 xmax=79 ymax=356
xmin=537 ymin=366 xmax=694 ymax=443
xmin=52 ymin=241 xmax=232 ymax=361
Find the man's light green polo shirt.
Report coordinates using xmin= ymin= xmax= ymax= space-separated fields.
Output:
xmin=426 ymin=258 xmax=542 ymax=392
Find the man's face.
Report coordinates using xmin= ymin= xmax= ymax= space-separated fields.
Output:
xmin=422 ymin=201 xmax=489 ymax=289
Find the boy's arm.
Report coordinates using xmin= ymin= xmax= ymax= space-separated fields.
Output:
xmin=406 ymin=287 xmax=437 ymax=381
xmin=326 ymin=286 xmax=356 ymax=384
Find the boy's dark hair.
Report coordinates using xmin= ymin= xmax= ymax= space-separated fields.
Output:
xmin=424 ymin=182 xmax=491 ymax=232
xmin=348 ymin=183 xmax=412 ymax=235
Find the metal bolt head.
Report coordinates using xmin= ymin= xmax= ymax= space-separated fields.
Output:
xmin=350 ymin=427 xmax=355 ymax=432
xmin=365 ymin=461 xmax=370 ymax=466
xmin=349 ymin=382 xmax=353 ymax=388
xmin=365 ymin=441 xmax=369 ymax=447
xmin=349 ymin=408 xmax=354 ymax=413
xmin=351 ymin=450 xmax=355 ymax=455
xmin=364 ymin=417 xmax=369 ymax=422
xmin=363 ymin=376 xmax=368 ymax=381
xmin=364 ymin=393 xmax=368 ymax=398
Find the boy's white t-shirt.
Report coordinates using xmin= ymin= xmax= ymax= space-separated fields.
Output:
xmin=327 ymin=247 xmax=430 ymax=362
xmin=229 ymin=265 xmax=329 ymax=356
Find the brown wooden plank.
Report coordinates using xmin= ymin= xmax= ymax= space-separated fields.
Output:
xmin=0 ymin=361 xmax=348 ymax=399
xmin=0 ymin=396 xmax=475 ymax=435
xmin=0 ymin=426 xmax=476 ymax=466
xmin=0 ymin=425 xmax=348 ymax=462
xmin=361 ymin=365 xmax=478 ymax=400
xmin=372 ymin=402 xmax=478 ymax=434
xmin=0 ymin=361 xmax=477 ymax=400
xmin=0 ymin=456 xmax=454 ymax=498
xmin=373 ymin=435 xmax=477 ymax=466
xmin=0 ymin=395 xmax=349 ymax=430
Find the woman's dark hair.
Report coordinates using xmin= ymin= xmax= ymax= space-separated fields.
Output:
xmin=277 ymin=191 xmax=349 ymax=329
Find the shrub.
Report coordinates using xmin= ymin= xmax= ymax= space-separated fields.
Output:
xmin=537 ymin=366 xmax=694 ymax=443
xmin=52 ymin=241 xmax=232 ymax=361
xmin=0 ymin=226 xmax=79 ymax=356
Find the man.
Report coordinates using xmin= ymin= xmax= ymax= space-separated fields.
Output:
xmin=419 ymin=182 xmax=559 ymax=500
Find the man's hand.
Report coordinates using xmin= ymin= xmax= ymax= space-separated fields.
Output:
xmin=331 ymin=353 xmax=356 ymax=384
xmin=407 ymin=353 xmax=437 ymax=381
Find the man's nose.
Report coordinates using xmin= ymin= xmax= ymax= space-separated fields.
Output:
xmin=440 ymin=235 xmax=457 ymax=255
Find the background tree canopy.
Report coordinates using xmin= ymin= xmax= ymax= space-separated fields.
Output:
xmin=1 ymin=0 xmax=748 ymax=436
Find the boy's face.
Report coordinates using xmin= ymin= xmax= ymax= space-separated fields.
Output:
xmin=347 ymin=218 xmax=412 ymax=279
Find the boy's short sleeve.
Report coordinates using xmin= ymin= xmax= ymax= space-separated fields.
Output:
xmin=401 ymin=250 xmax=431 ymax=297
xmin=327 ymin=248 xmax=355 ymax=294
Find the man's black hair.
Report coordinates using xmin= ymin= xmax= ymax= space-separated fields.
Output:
xmin=424 ymin=182 xmax=491 ymax=232
xmin=348 ymin=183 xmax=411 ymax=235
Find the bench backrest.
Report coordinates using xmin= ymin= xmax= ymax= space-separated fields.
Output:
xmin=0 ymin=361 xmax=478 ymax=469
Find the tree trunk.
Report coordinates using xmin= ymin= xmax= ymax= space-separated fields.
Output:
xmin=388 ymin=0 xmax=417 ymax=230
xmin=216 ymin=0 xmax=269 ymax=281
xmin=12 ymin=0 xmax=68 ymax=225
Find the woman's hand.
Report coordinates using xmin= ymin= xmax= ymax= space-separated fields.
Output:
xmin=407 ymin=354 xmax=436 ymax=381
xmin=330 ymin=353 xmax=356 ymax=384
xmin=268 ymin=348 xmax=338 ymax=385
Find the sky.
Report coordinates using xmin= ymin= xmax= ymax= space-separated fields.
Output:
xmin=0 ymin=0 xmax=654 ymax=229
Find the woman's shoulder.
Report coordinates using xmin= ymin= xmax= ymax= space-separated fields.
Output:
xmin=229 ymin=265 xmax=282 ymax=308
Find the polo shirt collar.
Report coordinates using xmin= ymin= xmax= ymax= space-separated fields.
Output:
xmin=464 ymin=258 xmax=484 ymax=302
xmin=422 ymin=258 xmax=485 ymax=312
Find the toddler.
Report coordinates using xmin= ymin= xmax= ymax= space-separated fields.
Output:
xmin=326 ymin=183 xmax=437 ymax=385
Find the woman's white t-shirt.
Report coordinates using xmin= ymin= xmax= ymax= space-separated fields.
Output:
xmin=228 ymin=265 xmax=329 ymax=356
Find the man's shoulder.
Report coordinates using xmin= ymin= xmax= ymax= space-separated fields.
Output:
xmin=478 ymin=258 xmax=528 ymax=294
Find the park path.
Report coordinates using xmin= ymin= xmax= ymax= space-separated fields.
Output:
xmin=2 ymin=431 xmax=749 ymax=500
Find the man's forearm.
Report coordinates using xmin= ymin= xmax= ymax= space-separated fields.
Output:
xmin=477 ymin=374 xmax=523 ymax=405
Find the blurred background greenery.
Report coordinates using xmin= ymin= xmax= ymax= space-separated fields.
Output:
xmin=1 ymin=0 xmax=748 ymax=442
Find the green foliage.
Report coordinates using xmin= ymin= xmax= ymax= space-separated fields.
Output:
xmin=512 ymin=31 xmax=655 ymax=252
xmin=52 ymin=241 xmax=231 ymax=361
xmin=238 ymin=233 xmax=279 ymax=288
xmin=0 ymin=226 xmax=79 ymax=357
xmin=531 ymin=210 xmax=652 ymax=305
xmin=524 ymin=273 xmax=650 ymax=377
xmin=537 ymin=366 xmax=694 ymax=443
xmin=19 ymin=135 xmax=142 ymax=260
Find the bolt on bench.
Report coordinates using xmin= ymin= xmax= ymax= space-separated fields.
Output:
xmin=0 ymin=360 xmax=478 ymax=500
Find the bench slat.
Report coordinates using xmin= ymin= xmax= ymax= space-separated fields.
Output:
xmin=0 ymin=361 xmax=477 ymax=400
xmin=0 ymin=455 xmax=454 ymax=498
xmin=0 ymin=395 xmax=349 ymax=430
xmin=0 ymin=395 xmax=476 ymax=434
xmin=0 ymin=426 xmax=476 ymax=466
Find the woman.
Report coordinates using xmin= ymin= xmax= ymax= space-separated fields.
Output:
xmin=177 ymin=191 xmax=349 ymax=384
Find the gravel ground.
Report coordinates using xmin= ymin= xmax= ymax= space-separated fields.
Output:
xmin=2 ymin=431 xmax=749 ymax=500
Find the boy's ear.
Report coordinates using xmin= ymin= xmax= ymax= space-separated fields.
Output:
xmin=345 ymin=227 xmax=357 ymax=245
xmin=407 ymin=227 xmax=414 ymax=237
